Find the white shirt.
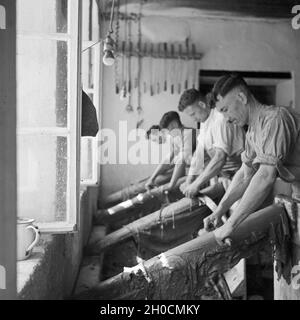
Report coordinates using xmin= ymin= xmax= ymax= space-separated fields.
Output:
xmin=189 ymin=108 xmax=244 ymax=176
xmin=172 ymin=127 xmax=196 ymax=166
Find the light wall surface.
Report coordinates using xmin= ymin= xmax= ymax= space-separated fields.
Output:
xmin=100 ymin=15 xmax=300 ymax=197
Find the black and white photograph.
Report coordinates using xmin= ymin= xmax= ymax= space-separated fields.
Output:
xmin=1 ymin=0 xmax=300 ymax=307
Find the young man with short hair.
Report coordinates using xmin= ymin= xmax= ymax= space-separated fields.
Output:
xmin=178 ymin=88 xmax=245 ymax=198
xmin=145 ymin=111 xmax=197 ymax=192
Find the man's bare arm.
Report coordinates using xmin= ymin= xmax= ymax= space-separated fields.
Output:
xmin=226 ymin=164 xmax=277 ymax=230
xmin=214 ymin=163 xmax=255 ymax=218
xmin=183 ymin=148 xmax=228 ymax=197
xmin=203 ymin=163 xmax=255 ymax=231
xmin=191 ymin=148 xmax=227 ymax=189
xmin=146 ymin=152 xmax=174 ymax=188
xmin=168 ymin=155 xmax=186 ymax=189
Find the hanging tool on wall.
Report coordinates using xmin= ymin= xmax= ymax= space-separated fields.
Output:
xmin=128 ymin=41 xmax=132 ymax=95
xmin=136 ymin=8 xmax=143 ymax=116
xmin=178 ymin=44 xmax=182 ymax=94
xmin=170 ymin=44 xmax=175 ymax=94
xmin=174 ymin=44 xmax=181 ymax=94
xmin=152 ymin=43 xmax=157 ymax=95
xmin=120 ymin=0 xmax=128 ymax=100
xmin=114 ymin=0 xmax=120 ymax=94
xmin=120 ymin=41 xmax=127 ymax=100
xmin=156 ymin=43 xmax=161 ymax=95
xmin=125 ymin=16 xmax=133 ymax=112
xmin=149 ymin=43 xmax=154 ymax=96
xmin=192 ymin=43 xmax=197 ymax=89
xmin=126 ymin=45 xmax=134 ymax=112
xmin=143 ymin=42 xmax=147 ymax=94
xmin=184 ymin=38 xmax=189 ymax=90
xmin=133 ymin=15 xmax=139 ymax=91
xmin=163 ymin=43 xmax=168 ymax=92
xmin=136 ymin=0 xmax=144 ymax=128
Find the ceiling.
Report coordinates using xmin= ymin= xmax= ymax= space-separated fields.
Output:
xmin=104 ymin=0 xmax=298 ymax=19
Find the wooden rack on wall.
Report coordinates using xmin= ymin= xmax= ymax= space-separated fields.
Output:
xmin=114 ymin=41 xmax=203 ymax=100
xmin=116 ymin=41 xmax=203 ymax=60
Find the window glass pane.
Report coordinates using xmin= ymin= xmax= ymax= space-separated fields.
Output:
xmin=17 ymin=0 xmax=68 ymax=33
xmin=17 ymin=38 xmax=68 ymax=127
xmin=82 ymin=46 xmax=95 ymax=89
xmin=81 ymin=137 xmax=94 ymax=181
xmin=17 ymin=135 xmax=68 ymax=223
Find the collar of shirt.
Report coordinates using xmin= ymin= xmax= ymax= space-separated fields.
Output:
xmin=248 ymin=102 xmax=265 ymax=128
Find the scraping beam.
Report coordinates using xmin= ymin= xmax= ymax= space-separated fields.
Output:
xmin=94 ymin=176 xmax=187 ymax=226
xmin=87 ymin=183 xmax=225 ymax=254
xmin=75 ymin=203 xmax=287 ymax=300
xmin=99 ymin=171 xmax=173 ymax=209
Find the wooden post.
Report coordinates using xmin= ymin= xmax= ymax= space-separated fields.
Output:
xmin=75 ymin=203 xmax=287 ymax=300
xmin=274 ymin=195 xmax=300 ymax=300
xmin=0 ymin=0 xmax=17 ymax=300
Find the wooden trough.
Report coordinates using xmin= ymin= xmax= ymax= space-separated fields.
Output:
xmin=75 ymin=203 xmax=289 ymax=300
xmin=87 ymin=182 xmax=225 ymax=255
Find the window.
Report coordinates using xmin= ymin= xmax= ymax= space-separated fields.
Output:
xmin=80 ymin=0 xmax=101 ymax=185
xmin=16 ymin=0 xmax=82 ymax=233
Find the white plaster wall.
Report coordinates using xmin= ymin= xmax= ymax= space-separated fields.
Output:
xmin=100 ymin=15 xmax=300 ymax=197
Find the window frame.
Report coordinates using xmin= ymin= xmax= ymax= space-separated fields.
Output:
xmin=0 ymin=0 xmax=17 ymax=299
xmin=16 ymin=0 xmax=82 ymax=233
xmin=80 ymin=40 xmax=101 ymax=186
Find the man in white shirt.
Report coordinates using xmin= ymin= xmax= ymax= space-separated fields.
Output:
xmin=145 ymin=111 xmax=197 ymax=192
xmin=178 ymin=89 xmax=245 ymax=198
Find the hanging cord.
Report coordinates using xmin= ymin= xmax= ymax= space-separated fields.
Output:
xmin=136 ymin=1 xmax=143 ymax=114
xmin=114 ymin=0 xmax=120 ymax=94
xmin=136 ymin=0 xmax=143 ymax=129
xmin=120 ymin=0 xmax=128 ymax=100
xmin=82 ymin=39 xmax=103 ymax=53
xmin=108 ymin=0 xmax=116 ymax=35
xmin=125 ymin=17 xmax=134 ymax=111
xmin=82 ymin=0 xmax=116 ymax=53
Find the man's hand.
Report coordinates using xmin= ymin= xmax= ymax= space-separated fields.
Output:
xmin=182 ymin=182 xmax=200 ymax=198
xmin=179 ymin=181 xmax=190 ymax=193
xmin=213 ymin=223 xmax=233 ymax=246
xmin=145 ymin=178 xmax=155 ymax=191
xmin=203 ymin=213 xmax=222 ymax=231
xmin=161 ymin=182 xmax=175 ymax=193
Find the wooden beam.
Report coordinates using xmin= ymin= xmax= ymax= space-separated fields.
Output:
xmin=106 ymin=0 xmax=297 ymax=19
xmin=94 ymin=176 xmax=187 ymax=225
xmin=87 ymin=183 xmax=225 ymax=254
xmin=74 ymin=203 xmax=287 ymax=300
xmin=99 ymin=171 xmax=173 ymax=209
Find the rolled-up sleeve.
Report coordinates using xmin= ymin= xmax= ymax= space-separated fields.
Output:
xmin=212 ymin=119 xmax=234 ymax=156
xmin=241 ymin=132 xmax=256 ymax=167
xmin=252 ymin=108 xmax=297 ymax=175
